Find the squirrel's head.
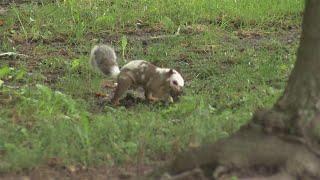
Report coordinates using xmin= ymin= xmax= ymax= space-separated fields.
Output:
xmin=167 ymin=69 xmax=184 ymax=97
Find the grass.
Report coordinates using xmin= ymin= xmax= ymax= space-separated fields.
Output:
xmin=0 ymin=0 xmax=303 ymax=173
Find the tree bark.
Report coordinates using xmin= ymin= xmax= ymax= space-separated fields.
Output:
xmin=279 ymin=0 xmax=320 ymax=115
xmin=146 ymin=0 xmax=320 ymax=179
xmin=267 ymin=0 xmax=320 ymax=137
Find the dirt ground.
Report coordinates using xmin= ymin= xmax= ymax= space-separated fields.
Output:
xmin=0 ymin=163 xmax=158 ymax=180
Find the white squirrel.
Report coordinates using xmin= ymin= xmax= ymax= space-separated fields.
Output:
xmin=90 ymin=44 xmax=184 ymax=106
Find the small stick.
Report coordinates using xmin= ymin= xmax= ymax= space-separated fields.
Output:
xmin=0 ymin=52 xmax=29 ymax=58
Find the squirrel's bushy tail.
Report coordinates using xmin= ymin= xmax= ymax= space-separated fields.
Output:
xmin=90 ymin=44 xmax=120 ymax=79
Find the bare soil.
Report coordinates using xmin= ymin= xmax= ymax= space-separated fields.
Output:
xmin=0 ymin=164 xmax=156 ymax=180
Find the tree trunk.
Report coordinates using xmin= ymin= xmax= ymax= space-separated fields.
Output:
xmin=146 ymin=0 xmax=320 ymax=179
xmin=266 ymin=0 xmax=320 ymax=139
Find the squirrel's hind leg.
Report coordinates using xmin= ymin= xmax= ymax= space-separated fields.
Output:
xmin=111 ymin=75 xmax=133 ymax=106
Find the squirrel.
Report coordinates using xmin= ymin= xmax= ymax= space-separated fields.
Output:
xmin=90 ymin=44 xmax=184 ymax=106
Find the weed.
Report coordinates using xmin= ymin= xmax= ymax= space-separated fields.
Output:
xmin=121 ymin=35 xmax=128 ymax=61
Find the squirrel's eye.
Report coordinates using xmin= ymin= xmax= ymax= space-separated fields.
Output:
xmin=172 ymin=80 xmax=178 ymax=85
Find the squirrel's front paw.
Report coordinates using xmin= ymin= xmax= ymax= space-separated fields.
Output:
xmin=167 ymin=96 xmax=174 ymax=103
xmin=147 ymin=96 xmax=160 ymax=103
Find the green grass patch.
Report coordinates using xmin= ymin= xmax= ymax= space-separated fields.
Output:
xmin=0 ymin=0 xmax=302 ymax=173
xmin=1 ymin=0 xmax=303 ymax=43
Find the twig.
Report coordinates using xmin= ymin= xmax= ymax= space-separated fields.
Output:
xmin=0 ymin=52 xmax=29 ymax=58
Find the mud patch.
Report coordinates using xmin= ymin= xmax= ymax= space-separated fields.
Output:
xmin=0 ymin=163 xmax=157 ymax=180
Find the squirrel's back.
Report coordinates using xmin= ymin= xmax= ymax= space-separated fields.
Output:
xmin=90 ymin=45 xmax=120 ymax=79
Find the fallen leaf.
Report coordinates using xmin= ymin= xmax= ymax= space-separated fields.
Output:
xmin=21 ymin=176 xmax=30 ymax=180
xmin=101 ymin=80 xmax=117 ymax=89
xmin=47 ymin=157 xmax=63 ymax=167
xmin=67 ymin=165 xmax=77 ymax=173
xmin=95 ymin=92 xmax=107 ymax=98
xmin=0 ymin=7 xmax=7 ymax=15
xmin=0 ymin=19 xmax=4 ymax=26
